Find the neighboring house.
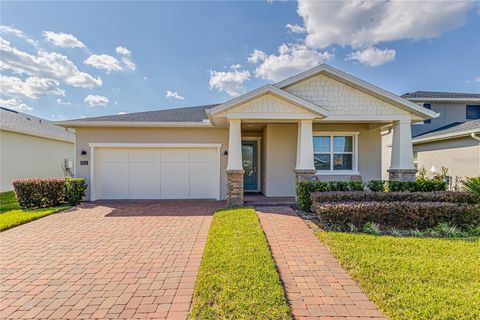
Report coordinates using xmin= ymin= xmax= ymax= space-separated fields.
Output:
xmin=57 ymin=64 xmax=436 ymax=206
xmin=382 ymin=91 xmax=480 ymax=183
xmin=0 ymin=107 xmax=75 ymax=192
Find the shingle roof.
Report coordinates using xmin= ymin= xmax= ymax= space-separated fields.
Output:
xmin=67 ymin=104 xmax=219 ymax=123
xmin=413 ymin=119 xmax=480 ymax=141
xmin=0 ymin=107 xmax=74 ymax=143
xmin=402 ymin=91 xmax=480 ymax=100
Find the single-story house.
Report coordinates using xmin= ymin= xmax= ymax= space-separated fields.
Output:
xmin=57 ymin=64 xmax=436 ymax=206
xmin=0 ymin=107 xmax=75 ymax=192
xmin=382 ymin=91 xmax=480 ymax=182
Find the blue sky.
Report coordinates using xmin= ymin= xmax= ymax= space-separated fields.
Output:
xmin=1 ymin=1 xmax=479 ymax=121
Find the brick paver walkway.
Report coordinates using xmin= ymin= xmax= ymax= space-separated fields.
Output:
xmin=0 ymin=200 xmax=224 ymax=319
xmin=257 ymin=206 xmax=386 ymax=320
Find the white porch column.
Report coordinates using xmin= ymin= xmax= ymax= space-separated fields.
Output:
xmin=389 ymin=118 xmax=416 ymax=181
xmin=226 ymin=119 xmax=243 ymax=170
xmin=295 ymin=119 xmax=315 ymax=170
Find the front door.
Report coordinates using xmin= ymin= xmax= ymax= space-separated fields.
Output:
xmin=242 ymin=141 xmax=258 ymax=191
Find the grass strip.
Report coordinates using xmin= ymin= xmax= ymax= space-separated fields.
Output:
xmin=189 ymin=208 xmax=292 ymax=320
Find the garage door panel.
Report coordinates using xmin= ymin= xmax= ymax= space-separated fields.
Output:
xmin=128 ymin=162 xmax=159 ymax=198
xmin=97 ymin=162 xmax=128 ymax=199
xmin=95 ymin=147 xmax=218 ymax=200
xmin=97 ymin=148 xmax=128 ymax=162
xmin=161 ymin=149 xmax=188 ymax=162
xmin=128 ymin=149 xmax=160 ymax=162
xmin=189 ymin=148 xmax=216 ymax=161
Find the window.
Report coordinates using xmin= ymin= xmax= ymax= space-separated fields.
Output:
xmin=466 ymin=105 xmax=480 ymax=120
xmin=423 ymin=104 xmax=431 ymax=123
xmin=313 ymin=134 xmax=357 ymax=173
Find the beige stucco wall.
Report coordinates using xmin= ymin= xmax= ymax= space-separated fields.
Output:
xmin=74 ymin=127 xmax=229 ymax=200
xmin=413 ymin=137 xmax=480 ymax=178
xmin=262 ymin=123 xmax=382 ymax=196
xmin=0 ymin=130 xmax=74 ymax=191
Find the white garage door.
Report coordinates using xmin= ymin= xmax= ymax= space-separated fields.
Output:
xmin=94 ymin=146 xmax=219 ymax=200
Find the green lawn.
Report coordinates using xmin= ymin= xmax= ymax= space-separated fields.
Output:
xmin=0 ymin=191 xmax=70 ymax=231
xmin=318 ymin=232 xmax=480 ymax=320
xmin=189 ymin=208 xmax=291 ymax=320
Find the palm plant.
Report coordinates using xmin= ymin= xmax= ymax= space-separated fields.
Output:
xmin=462 ymin=177 xmax=480 ymax=198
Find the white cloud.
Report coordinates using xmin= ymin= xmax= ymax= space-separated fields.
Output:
xmin=0 ymin=98 xmax=32 ymax=112
xmin=0 ymin=75 xmax=65 ymax=99
xmin=121 ymin=57 xmax=136 ymax=71
xmin=165 ymin=90 xmax=185 ymax=100
xmin=84 ymin=94 xmax=109 ymax=107
xmin=42 ymin=31 xmax=86 ymax=48
xmin=230 ymin=64 xmax=242 ymax=70
xmin=115 ymin=46 xmax=136 ymax=71
xmin=247 ymin=49 xmax=267 ymax=64
xmin=347 ymin=47 xmax=396 ymax=67
xmin=0 ymin=25 xmax=37 ymax=46
xmin=209 ymin=69 xmax=251 ymax=96
xmin=286 ymin=23 xmax=306 ymax=34
xmin=84 ymin=54 xmax=123 ymax=73
xmin=116 ymin=46 xmax=131 ymax=57
xmin=56 ymin=98 xmax=71 ymax=105
xmin=0 ymin=37 xmax=102 ymax=88
xmin=297 ymin=0 xmax=474 ymax=49
xmin=117 ymin=112 xmax=127 ymax=115
xmin=253 ymin=44 xmax=333 ymax=82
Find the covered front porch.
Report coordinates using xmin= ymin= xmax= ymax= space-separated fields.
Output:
xmin=224 ymin=118 xmax=416 ymax=207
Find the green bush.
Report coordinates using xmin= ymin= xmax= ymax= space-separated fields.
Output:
xmin=367 ymin=180 xmax=386 ymax=192
xmin=64 ymin=178 xmax=87 ymax=204
xmin=12 ymin=178 xmax=66 ymax=209
xmin=296 ymin=180 xmax=365 ymax=212
xmin=363 ymin=222 xmax=381 ymax=235
xmin=310 ymin=191 xmax=478 ymax=204
xmin=462 ymin=177 xmax=480 ymax=199
xmin=389 ymin=179 xmax=447 ymax=192
xmin=312 ymin=201 xmax=479 ymax=231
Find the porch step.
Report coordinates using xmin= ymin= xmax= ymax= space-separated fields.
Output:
xmin=244 ymin=196 xmax=296 ymax=207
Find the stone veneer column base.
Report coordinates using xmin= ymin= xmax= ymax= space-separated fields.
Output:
xmin=226 ymin=169 xmax=245 ymax=207
xmin=388 ymin=169 xmax=417 ymax=181
xmin=294 ymin=169 xmax=317 ymax=184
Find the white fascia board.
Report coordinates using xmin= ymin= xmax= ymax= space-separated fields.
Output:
xmin=207 ymin=85 xmax=329 ymax=117
xmin=412 ymin=129 xmax=480 ymax=144
xmin=406 ymin=98 xmax=480 ymax=103
xmin=55 ymin=121 xmax=214 ymax=128
xmin=274 ymin=64 xmax=439 ymax=120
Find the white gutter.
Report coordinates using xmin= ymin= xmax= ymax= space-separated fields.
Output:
xmin=55 ymin=121 xmax=214 ymax=128
xmin=413 ymin=129 xmax=480 ymax=144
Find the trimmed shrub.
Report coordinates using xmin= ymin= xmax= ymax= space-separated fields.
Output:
xmin=310 ymin=191 xmax=478 ymax=204
xmin=367 ymin=180 xmax=386 ymax=192
xmin=64 ymin=178 xmax=87 ymax=205
xmin=296 ymin=180 xmax=365 ymax=212
xmin=12 ymin=178 xmax=66 ymax=209
xmin=312 ymin=201 xmax=479 ymax=230
xmin=389 ymin=179 xmax=447 ymax=192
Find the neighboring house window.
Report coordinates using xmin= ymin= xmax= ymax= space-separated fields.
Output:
xmin=313 ymin=133 xmax=358 ymax=173
xmin=423 ymin=104 xmax=431 ymax=123
xmin=466 ymin=105 xmax=480 ymax=119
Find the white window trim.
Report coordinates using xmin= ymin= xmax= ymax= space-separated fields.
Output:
xmin=313 ymin=132 xmax=359 ymax=175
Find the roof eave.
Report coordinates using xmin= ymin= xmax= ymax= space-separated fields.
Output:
xmin=55 ymin=121 xmax=214 ymax=128
xmin=405 ymin=97 xmax=480 ymax=103
xmin=413 ymin=129 xmax=480 ymax=144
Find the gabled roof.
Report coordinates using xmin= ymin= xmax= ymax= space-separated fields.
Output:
xmin=274 ymin=64 xmax=438 ymax=120
xmin=402 ymin=91 xmax=480 ymax=101
xmin=0 ymin=107 xmax=74 ymax=143
xmin=206 ymin=85 xmax=329 ymax=117
xmin=413 ymin=119 xmax=480 ymax=144
xmin=56 ymin=104 xmax=218 ymax=127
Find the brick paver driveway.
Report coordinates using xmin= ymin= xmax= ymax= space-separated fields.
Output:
xmin=0 ymin=200 xmax=224 ymax=319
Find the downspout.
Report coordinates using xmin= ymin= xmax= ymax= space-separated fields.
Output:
xmin=471 ymin=132 xmax=480 ymax=176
